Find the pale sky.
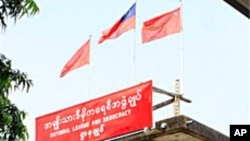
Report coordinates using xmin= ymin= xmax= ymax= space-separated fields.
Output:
xmin=0 ymin=0 xmax=249 ymax=141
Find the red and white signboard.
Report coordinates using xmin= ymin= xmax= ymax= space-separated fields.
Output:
xmin=36 ymin=80 xmax=152 ymax=141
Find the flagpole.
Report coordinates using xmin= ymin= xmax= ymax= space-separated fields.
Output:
xmin=87 ymin=63 xmax=90 ymax=100
xmin=132 ymin=1 xmax=137 ymax=83
xmin=179 ymin=0 xmax=184 ymax=95
xmin=87 ymin=35 xmax=92 ymax=100
xmin=132 ymin=31 xmax=136 ymax=83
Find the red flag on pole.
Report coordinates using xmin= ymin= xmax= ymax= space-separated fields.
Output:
xmin=60 ymin=38 xmax=90 ymax=78
xmin=98 ymin=3 xmax=136 ymax=44
xmin=142 ymin=7 xmax=181 ymax=44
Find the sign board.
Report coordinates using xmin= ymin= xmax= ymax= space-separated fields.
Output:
xmin=36 ymin=80 xmax=152 ymax=141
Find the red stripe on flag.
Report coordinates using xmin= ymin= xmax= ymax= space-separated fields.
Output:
xmin=98 ymin=3 xmax=136 ymax=44
xmin=98 ymin=16 xmax=135 ymax=44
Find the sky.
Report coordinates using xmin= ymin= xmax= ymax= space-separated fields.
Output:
xmin=0 ymin=0 xmax=249 ymax=140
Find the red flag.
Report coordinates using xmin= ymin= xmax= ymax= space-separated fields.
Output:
xmin=142 ymin=7 xmax=181 ymax=44
xmin=98 ymin=3 xmax=136 ymax=44
xmin=60 ymin=38 xmax=90 ymax=78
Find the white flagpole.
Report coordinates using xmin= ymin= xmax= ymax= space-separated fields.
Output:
xmin=132 ymin=31 xmax=136 ymax=83
xmin=87 ymin=35 xmax=92 ymax=100
xmin=179 ymin=0 xmax=184 ymax=95
xmin=132 ymin=1 xmax=137 ymax=83
xmin=87 ymin=63 xmax=90 ymax=99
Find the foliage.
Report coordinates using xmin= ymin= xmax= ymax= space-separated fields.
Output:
xmin=0 ymin=0 xmax=39 ymax=29
xmin=0 ymin=1 xmax=38 ymax=140
xmin=0 ymin=54 xmax=33 ymax=141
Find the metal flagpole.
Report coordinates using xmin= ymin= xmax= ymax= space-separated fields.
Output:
xmin=132 ymin=0 xmax=137 ymax=83
xmin=87 ymin=35 xmax=92 ymax=100
xmin=87 ymin=62 xmax=90 ymax=100
xmin=179 ymin=0 xmax=184 ymax=95
xmin=132 ymin=29 xmax=136 ymax=83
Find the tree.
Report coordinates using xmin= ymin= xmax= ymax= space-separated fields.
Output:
xmin=0 ymin=0 xmax=39 ymax=29
xmin=0 ymin=54 xmax=33 ymax=141
xmin=0 ymin=0 xmax=39 ymax=140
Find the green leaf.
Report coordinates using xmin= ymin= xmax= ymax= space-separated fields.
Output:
xmin=1 ymin=53 xmax=33 ymax=141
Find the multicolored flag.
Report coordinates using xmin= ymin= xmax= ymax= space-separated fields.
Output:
xmin=98 ymin=3 xmax=136 ymax=44
xmin=142 ymin=7 xmax=181 ymax=44
xmin=60 ymin=38 xmax=90 ymax=78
